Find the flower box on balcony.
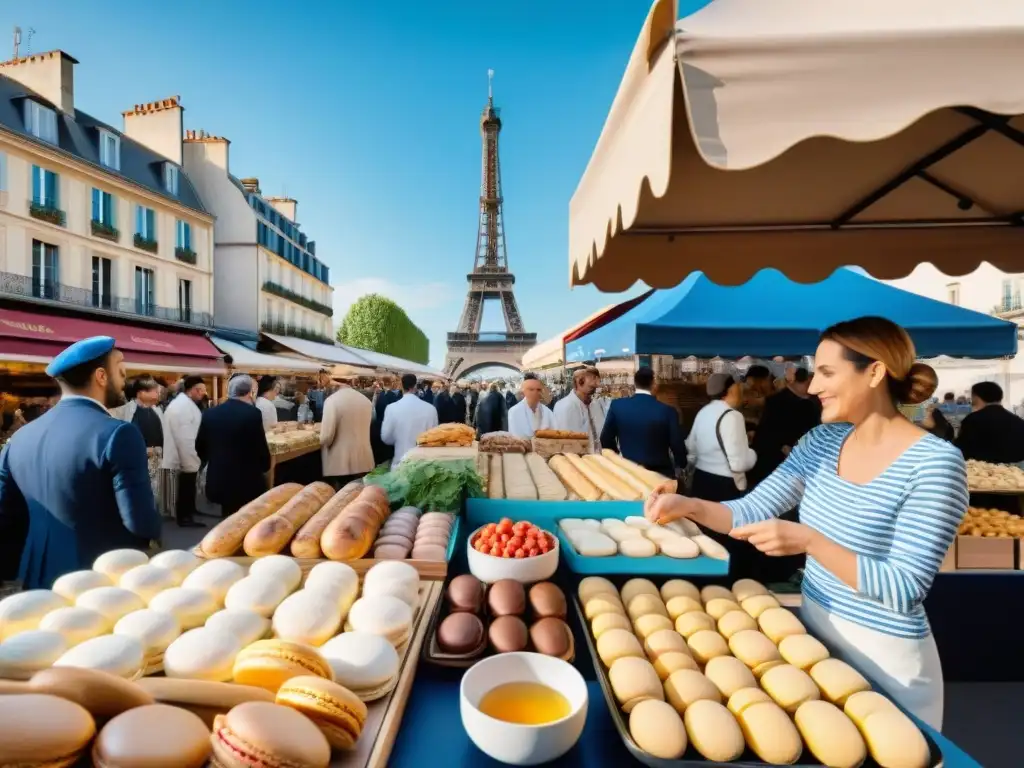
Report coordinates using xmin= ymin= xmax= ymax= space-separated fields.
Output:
xmin=262 ymin=281 xmax=334 ymax=317
xmin=29 ymin=201 xmax=66 ymax=227
xmin=133 ymin=233 xmax=158 ymax=254
xmin=91 ymin=219 xmax=120 ymax=242
xmin=175 ymin=247 xmax=197 ymax=265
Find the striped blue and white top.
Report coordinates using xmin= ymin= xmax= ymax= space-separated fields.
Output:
xmin=724 ymin=423 xmax=968 ymax=639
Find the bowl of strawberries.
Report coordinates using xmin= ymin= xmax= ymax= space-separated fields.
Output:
xmin=467 ymin=518 xmax=560 ymax=584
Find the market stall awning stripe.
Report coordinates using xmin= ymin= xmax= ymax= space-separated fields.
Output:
xmin=569 ymin=0 xmax=1024 ymax=291
xmin=211 ymin=336 xmax=325 ymax=375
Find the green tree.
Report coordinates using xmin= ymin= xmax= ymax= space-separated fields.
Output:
xmin=336 ymin=294 xmax=430 ymax=364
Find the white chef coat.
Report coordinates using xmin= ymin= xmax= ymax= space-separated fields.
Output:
xmin=507 ymin=400 xmax=556 ymax=439
xmin=255 ymin=396 xmax=278 ymax=430
xmin=381 ymin=392 xmax=439 ymax=467
xmin=162 ymin=393 xmax=202 ymax=473
xmin=552 ymin=391 xmax=607 ymax=453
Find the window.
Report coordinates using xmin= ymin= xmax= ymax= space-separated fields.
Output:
xmin=91 ymin=188 xmax=115 ymax=226
xmin=24 ymin=100 xmax=58 ymax=144
xmin=175 ymin=219 xmax=191 ymax=250
xmin=1003 ymin=279 xmax=1013 ymax=311
xmin=99 ymin=130 xmax=120 ymax=170
xmin=31 ymin=165 xmax=59 ymax=208
xmin=31 ymin=240 xmax=59 ymax=299
xmin=135 ymin=267 xmax=155 ymax=316
xmin=92 ymin=256 xmax=113 ymax=309
xmin=163 ymin=163 xmax=179 ymax=195
xmin=947 ymin=283 xmax=960 ymax=306
xmin=178 ymin=278 xmax=192 ymax=323
xmin=135 ymin=205 xmax=156 ymax=239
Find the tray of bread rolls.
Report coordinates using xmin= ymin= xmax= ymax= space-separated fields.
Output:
xmin=191 ymin=482 xmax=459 ymax=581
xmin=575 ymin=575 xmax=944 ymax=768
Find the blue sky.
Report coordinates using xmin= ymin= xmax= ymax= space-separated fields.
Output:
xmin=13 ymin=0 xmax=709 ymax=369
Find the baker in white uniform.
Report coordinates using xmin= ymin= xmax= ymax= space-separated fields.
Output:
xmin=507 ymin=374 xmax=555 ymax=439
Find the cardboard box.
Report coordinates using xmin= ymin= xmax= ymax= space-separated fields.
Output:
xmin=939 ymin=538 xmax=957 ymax=572
xmin=955 ymin=536 xmax=1015 ymax=570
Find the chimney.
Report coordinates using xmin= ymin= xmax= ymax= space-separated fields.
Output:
xmin=0 ymin=50 xmax=77 ymax=114
xmin=240 ymin=178 xmax=261 ymax=195
xmin=183 ymin=129 xmax=230 ymax=172
xmin=267 ymin=197 xmax=298 ymax=223
xmin=122 ymin=96 xmax=184 ymax=164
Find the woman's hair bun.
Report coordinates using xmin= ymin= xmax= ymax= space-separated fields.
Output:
xmin=892 ymin=362 xmax=938 ymax=405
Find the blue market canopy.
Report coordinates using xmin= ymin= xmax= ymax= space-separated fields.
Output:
xmin=565 ymin=269 xmax=1018 ymax=362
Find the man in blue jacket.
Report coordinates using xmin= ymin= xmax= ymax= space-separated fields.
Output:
xmin=0 ymin=336 xmax=161 ymax=588
xmin=600 ymin=366 xmax=685 ymax=478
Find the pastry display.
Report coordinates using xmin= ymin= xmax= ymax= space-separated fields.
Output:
xmin=265 ymin=427 xmax=321 ymax=456
xmin=958 ymin=506 xmax=1024 ymax=537
xmin=966 ymin=459 xmax=1024 ymax=490
xmin=559 ymin=517 xmax=709 ymax=560
xmin=92 ymin=703 xmax=212 ymax=767
xmin=243 ymin=482 xmax=336 ymax=557
xmin=416 ymin=422 xmax=476 ymax=447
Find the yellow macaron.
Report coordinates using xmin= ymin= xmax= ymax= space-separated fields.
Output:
xmin=275 ymin=675 xmax=367 ymax=749
xmin=232 ymin=639 xmax=333 ymax=692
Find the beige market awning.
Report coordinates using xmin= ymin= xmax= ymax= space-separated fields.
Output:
xmin=521 ymin=304 xmax=618 ymax=370
xmin=570 ymin=0 xmax=1024 ymax=291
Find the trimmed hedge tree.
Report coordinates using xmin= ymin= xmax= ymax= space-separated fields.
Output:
xmin=336 ymin=294 xmax=429 ymax=364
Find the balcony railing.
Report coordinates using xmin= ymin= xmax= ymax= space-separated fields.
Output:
xmin=260 ymin=319 xmax=334 ymax=345
xmin=133 ymin=233 xmax=158 ymax=254
xmin=91 ymin=219 xmax=120 ymax=243
xmin=446 ymin=332 xmax=537 ymax=345
xmin=262 ymin=281 xmax=333 ymax=317
xmin=0 ymin=270 xmax=213 ymax=327
xmin=175 ymin=247 xmax=198 ymax=265
xmin=28 ymin=200 xmax=66 ymax=227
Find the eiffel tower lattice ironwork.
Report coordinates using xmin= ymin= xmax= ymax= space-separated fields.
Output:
xmin=444 ymin=71 xmax=536 ymax=380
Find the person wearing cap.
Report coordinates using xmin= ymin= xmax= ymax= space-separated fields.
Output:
xmin=196 ymin=374 xmax=272 ymax=517
xmin=162 ymin=375 xmax=208 ymax=529
xmin=0 ymin=336 xmax=161 ymax=588
xmin=320 ymin=375 xmax=374 ymax=489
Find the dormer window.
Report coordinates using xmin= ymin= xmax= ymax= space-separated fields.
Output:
xmin=99 ymin=130 xmax=120 ymax=171
xmin=163 ymin=163 xmax=179 ymax=195
xmin=24 ymin=99 xmax=57 ymax=144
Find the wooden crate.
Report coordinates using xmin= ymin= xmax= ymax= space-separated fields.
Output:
xmin=532 ymin=436 xmax=589 ymax=459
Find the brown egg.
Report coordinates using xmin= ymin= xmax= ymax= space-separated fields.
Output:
xmin=447 ymin=575 xmax=484 ymax=614
xmin=528 ymin=582 xmax=567 ymax=620
xmin=529 ymin=617 xmax=570 ymax=658
xmin=437 ymin=612 xmax=486 ymax=655
xmin=488 ymin=615 xmax=529 ymax=653
xmin=487 ymin=579 xmax=526 ymax=617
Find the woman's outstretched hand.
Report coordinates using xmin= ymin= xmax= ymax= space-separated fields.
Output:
xmin=645 ymin=483 xmax=695 ymax=525
xmin=730 ymin=519 xmax=816 ymax=556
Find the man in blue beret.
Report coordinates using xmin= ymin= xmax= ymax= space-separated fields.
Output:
xmin=0 ymin=336 xmax=162 ymax=588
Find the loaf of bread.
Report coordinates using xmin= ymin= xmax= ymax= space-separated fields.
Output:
xmin=199 ymin=483 xmax=304 ymax=558
xmin=589 ymin=454 xmax=651 ymax=497
xmin=479 ymin=431 xmax=531 ymax=454
xmin=548 ymin=455 xmax=602 ymax=501
xmin=525 ymin=453 xmax=568 ymax=501
xmin=502 ymin=453 xmax=538 ymax=500
xmin=488 ymin=453 xmax=505 ymax=499
xmin=581 ymin=455 xmax=644 ymax=500
xmin=568 ymin=453 xmax=640 ymax=501
xmin=320 ymin=485 xmax=392 ymax=560
xmin=243 ymin=482 xmax=335 ymax=557
xmin=290 ymin=480 xmax=363 ymax=558
xmin=602 ymin=450 xmax=674 ymax=492
xmin=534 ymin=429 xmax=588 ymax=440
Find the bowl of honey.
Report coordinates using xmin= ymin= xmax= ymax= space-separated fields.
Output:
xmin=460 ymin=651 xmax=588 ymax=765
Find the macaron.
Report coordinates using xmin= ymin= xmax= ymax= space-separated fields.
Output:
xmin=346 ymin=596 xmax=413 ymax=647
xmin=38 ymin=606 xmax=110 ymax=647
xmin=92 ymin=704 xmax=211 ymax=767
xmin=118 ymin=564 xmax=179 ymax=604
xmin=248 ymin=555 xmax=303 ymax=594
xmin=52 ymin=570 xmax=113 ymax=602
xmin=75 ymin=587 xmax=146 ymax=625
xmin=148 ymin=587 xmax=219 ymax=630
xmin=411 ymin=544 xmax=447 ymax=561
xmin=163 ymin=627 xmax=242 ymax=682
xmin=374 ymin=534 xmax=413 ymax=549
xmin=0 ymin=693 xmax=95 ymax=767
xmin=272 ymin=590 xmax=343 ymax=647
xmin=0 ymin=629 xmax=67 ymax=679
xmin=181 ymin=559 xmax=246 ymax=605
xmin=29 ymin=666 xmax=155 ymax=720
xmin=362 ymin=561 xmax=420 ymax=608
xmin=0 ymin=589 xmax=68 ymax=640
xmin=224 ymin=576 xmax=290 ymax=618
xmin=114 ymin=609 xmax=182 ymax=673
xmin=93 ymin=549 xmax=149 ymax=580
xmin=319 ymin=631 xmax=400 ymax=701
xmin=374 ymin=544 xmax=412 ymax=560
xmin=54 ymin=633 xmax=144 ymax=679
xmin=276 ymin=675 xmax=368 ymax=749
xmin=232 ymin=639 xmax=333 ymax=692
xmin=148 ymin=549 xmax=202 ymax=583
xmin=609 ymin=656 xmax=664 ymax=712
xmin=205 ymin=609 xmax=271 ymax=647
xmin=211 ymin=701 xmax=330 ymax=768
xmin=303 ymin=562 xmax=360 ymax=612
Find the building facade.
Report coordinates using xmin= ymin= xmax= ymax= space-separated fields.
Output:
xmin=0 ymin=51 xmax=214 ymax=332
xmin=182 ymin=132 xmax=332 ymax=342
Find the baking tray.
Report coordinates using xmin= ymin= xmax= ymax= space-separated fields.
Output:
xmin=555 ymin=528 xmax=729 ymax=576
xmin=422 ymin=575 xmax=574 ymax=668
xmin=572 ymin=594 xmax=946 ymax=768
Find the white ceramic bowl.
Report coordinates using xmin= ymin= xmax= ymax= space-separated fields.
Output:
xmin=466 ymin=525 xmax=559 ymax=584
xmin=461 ymin=652 xmax=588 ymax=766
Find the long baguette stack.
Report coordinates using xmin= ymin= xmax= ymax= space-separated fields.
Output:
xmin=199 ymin=484 xmax=305 ymax=558
xmin=243 ymin=482 xmax=336 ymax=557
xmin=502 ymin=453 xmax=538 ymax=501
xmin=525 ymin=453 xmax=568 ymax=501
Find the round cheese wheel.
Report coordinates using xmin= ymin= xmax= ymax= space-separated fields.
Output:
xmin=704 ymin=656 xmax=757 ymax=699
xmin=663 ymin=669 xmax=721 ymax=712
xmin=675 ymin=611 xmax=716 ymax=639
xmin=629 ymin=699 xmax=687 ymax=759
xmin=795 ymin=700 xmax=867 ymax=768
xmin=760 ymin=663 xmax=821 ymax=713
xmin=737 ymin=701 xmax=804 ymax=765
xmin=683 ymin=699 xmax=745 ymax=762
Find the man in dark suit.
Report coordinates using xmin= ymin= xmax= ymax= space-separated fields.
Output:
xmin=476 ymin=382 xmax=509 ymax=436
xmin=0 ymin=336 xmax=161 ymax=588
xmin=957 ymin=381 xmax=1024 ymax=511
xmin=196 ymin=374 xmax=272 ymax=517
xmin=467 ymin=383 xmax=480 ymax=427
xmin=433 ymin=382 xmax=461 ymax=424
xmin=451 ymin=386 xmax=468 ymax=425
xmin=600 ymin=366 xmax=685 ymax=478
xmin=749 ymin=367 xmax=820 ymax=487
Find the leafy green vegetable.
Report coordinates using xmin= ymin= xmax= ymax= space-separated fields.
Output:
xmin=366 ymin=459 xmax=483 ymax=512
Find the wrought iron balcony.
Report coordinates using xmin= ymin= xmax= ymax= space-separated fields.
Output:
xmin=446 ymin=331 xmax=537 ymax=345
xmin=260 ymin=319 xmax=335 ymax=345
xmin=0 ymin=271 xmax=213 ymax=327
xmin=262 ymin=281 xmax=333 ymax=317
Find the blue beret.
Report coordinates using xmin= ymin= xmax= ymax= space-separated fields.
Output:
xmin=46 ymin=336 xmax=116 ymax=378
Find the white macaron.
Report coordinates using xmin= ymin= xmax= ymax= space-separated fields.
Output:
xmin=223 ymin=577 xmax=289 ymax=618
xmin=54 ymin=633 xmax=144 ymax=679
xmin=0 ymin=629 xmax=68 ymax=679
xmin=361 ymin=561 xmax=420 ymax=608
xmin=38 ymin=606 xmax=110 ymax=647
xmin=345 ymin=596 xmax=413 ymax=647
xmin=93 ymin=549 xmax=150 ymax=580
xmin=181 ymin=559 xmax=246 ymax=606
xmin=148 ymin=550 xmax=202 ymax=582
xmin=319 ymin=631 xmax=400 ymax=701
xmin=147 ymin=587 xmax=218 ymax=630
xmin=0 ymin=590 xmax=68 ymax=641
xmin=51 ymin=570 xmax=113 ymax=602
xmin=118 ymin=565 xmax=179 ymax=604
xmin=163 ymin=627 xmax=241 ymax=682
xmin=74 ymin=587 xmax=145 ymax=625
xmin=247 ymin=555 xmax=302 ymax=593
xmin=205 ymin=609 xmax=270 ymax=648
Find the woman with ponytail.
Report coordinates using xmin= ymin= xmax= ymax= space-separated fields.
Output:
xmin=646 ymin=316 xmax=967 ymax=729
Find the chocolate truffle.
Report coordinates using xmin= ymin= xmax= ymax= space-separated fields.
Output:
xmin=487 ymin=580 xmax=526 ymax=617
xmin=488 ymin=615 xmax=528 ymax=654
xmin=530 ymin=617 xmax=571 ymax=658
xmin=528 ymin=582 xmax=567 ymax=620
xmin=446 ymin=575 xmax=484 ymax=614
xmin=436 ymin=613 xmax=486 ymax=655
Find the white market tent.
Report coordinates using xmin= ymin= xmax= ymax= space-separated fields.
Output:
xmin=262 ymin=333 xmax=445 ymax=379
xmin=211 ymin=336 xmax=325 ymax=375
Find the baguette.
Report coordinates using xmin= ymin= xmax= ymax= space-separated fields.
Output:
xmin=568 ymin=453 xmax=640 ymax=501
xmin=524 ymin=453 xmax=567 ymax=501
xmin=320 ymin=486 xmax=392 ymax=561
xmin=199 ymin=483 xmax=303 ymax=558
xmin=488 ymin=453 xmax=505 ymax=499
xmin=243 ymin=482 xmax=335 ymax=557
xmin=587 ymin=454 xmax=651 ymax=498
xmin=502 ymin=453 xmax=538 ymax=501
xmin=548 ymin=455 xmax=602 ymax=502
xmin=290 ymin=481 xmax=363 ymax=558
xmin=601 ymin=449 xmax=674 ymax=492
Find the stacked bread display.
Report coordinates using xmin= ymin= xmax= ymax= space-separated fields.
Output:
xmin=958 ymin=506 xmax=1024 ymax=537
xmin=319 ymin=486 xmax=392 ymax=561
xmin=580 ymin=576 xmax=931 ymax=767
xmin=966 ymin=459 xmax=1024 ymax=491
xmin=416 ymin=423 xmax=476 ymax=448
xmin=478 ymin=431 xmax=531 ymax=453
xmin=242 ymin=483 xmax=336 ymax=557
xmin=560 ymin=516 xmax=727 ymax=560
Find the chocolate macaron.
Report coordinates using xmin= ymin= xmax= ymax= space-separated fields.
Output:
xmin=488 ymin=615 xmax=529 ymax=654
xmin=436 ymin=613 xmax=486 ymax=655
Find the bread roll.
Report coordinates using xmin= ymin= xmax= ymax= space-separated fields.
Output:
xmin=858 ymin=709 xmax=930 ymax=768
xmin=548 ymin=455 xmax=601 ymax=501
xmin=243 ymin=482 xmax=335 ymax=557
xmin=320 ymin=486 xmax=392 ymax=561
xmin=809 ymin=659 xmax=870 ymax=707
xmin=726 ymin=687 xmax=773 ymax=717
xmin=199 ymin=484 xmax=304 ymax=558
xmin=682 ymin=700 xmax=745 ymax=762
xmin=794 ymin=700 xmax=867 ymax=768
xmin=736 ymin=701 xmax=803 ymax=765
xmin=759 ymin=663 xmax=820 ymax=713
xmin=758 ymin=607 xmax=806 ymax=644
xmin=290 ymin=481 xmax=362 ymax=558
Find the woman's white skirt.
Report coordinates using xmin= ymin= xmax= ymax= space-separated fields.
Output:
xmin=800 ymin=598 xmax=944 ymax=731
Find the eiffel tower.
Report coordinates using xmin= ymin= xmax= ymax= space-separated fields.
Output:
xmin=444 ymin=71 xmax=536 ymax=380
